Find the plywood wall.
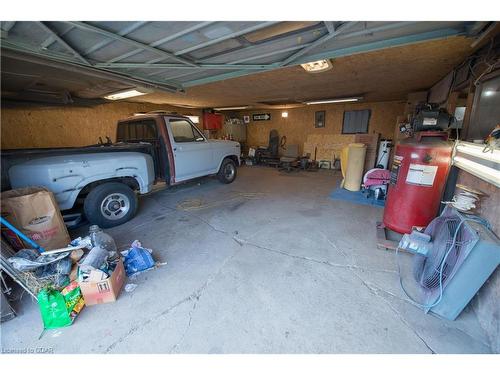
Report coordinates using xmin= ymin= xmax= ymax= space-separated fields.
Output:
xmin=1 ymin=102 xmax=203 ymax=149
xmin=240 ymin=101 xmax=405 ymax=161
xmin=456 ymin=170 xmax=500 ymax=353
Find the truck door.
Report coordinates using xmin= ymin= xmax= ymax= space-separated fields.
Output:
xmin=165 ymin=117 xmax=214 ymax=181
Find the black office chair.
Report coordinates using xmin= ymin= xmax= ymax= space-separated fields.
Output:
xmin=255 ymin=129 xmax=280 ymax=164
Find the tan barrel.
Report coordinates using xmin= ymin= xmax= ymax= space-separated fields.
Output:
xmin=342 ymin=143 xmax=367 ymax=191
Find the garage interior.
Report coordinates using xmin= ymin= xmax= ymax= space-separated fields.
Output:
xmin=1 ymin=20 xmax=499 ymax=354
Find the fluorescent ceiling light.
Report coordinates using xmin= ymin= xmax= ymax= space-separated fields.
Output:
xmin=301 ymin=59 xmax=332 ymax=73
xmin=455 ymin=142 xmax=500 ymax=163
xmin=213 ymin=106 xmax=249 ymax=111
xmin=186 ymin=115 xmax=200 ymax=124
xmin=453 ymin=141 xmax=500 ymax=188
xmin=305 ymin=97 xmax=362 ymax=105
xmin=104 ymin=89 xmax=147 ymax=100
xmin=453 ymin=156 xmax=500 ymax=188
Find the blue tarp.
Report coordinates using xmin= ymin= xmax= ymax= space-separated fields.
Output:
xmin=329 ymin=183 xmax=385 ymax=208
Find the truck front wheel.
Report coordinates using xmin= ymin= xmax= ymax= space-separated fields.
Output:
xmin=217 ymin=158 xmax=237 ymax=184
xmin=83 ymin=182 xmax=138 ymax=228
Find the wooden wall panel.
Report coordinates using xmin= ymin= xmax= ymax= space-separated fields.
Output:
xmin=1 ymin=102 xmax=203 ymax=149
xmin=241 ymin=101 xmax=405 ymax=162
xmin=456 ymin=170 xmax=500 ymax=353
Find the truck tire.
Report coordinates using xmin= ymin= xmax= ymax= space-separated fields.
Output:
xmin=217 ymin=158 xmax=237 ymax=184
xmin=83 ymin=182 xmax=138 ymax=228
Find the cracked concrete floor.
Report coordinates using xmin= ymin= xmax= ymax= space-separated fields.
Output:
xmin=0 ymin=167 xmax=493 ymax=353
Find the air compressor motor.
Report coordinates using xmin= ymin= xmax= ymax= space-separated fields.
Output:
xmin=399 ymin=103 xmax=453 ymax=136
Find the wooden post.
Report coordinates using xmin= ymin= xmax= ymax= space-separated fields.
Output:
xmin=461 ymin=82 xmax=476 ymax=141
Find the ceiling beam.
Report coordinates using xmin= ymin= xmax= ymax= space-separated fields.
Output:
xmin=150 ymin=21 xmax=215 ymax=47
xmin=1 ymin=21 xmax=16 ymax=32
xmin=228 ymin=43 xmax=312 ymax=64
xmin=93 ymin=62 xmax=277 ymax=70
xmin=173 ymin=21 xmax=281 ymax=56
xmin=82 ymin=21 xmax=149 ymax=56
xmin=280 ymin=21 xmax=358 ymax=66
xmin=40 ymin=24 xmax=75 ymax=49
xmin=89 ymin=21 xmax=213 ymax=63
xmin=197 ymin=22 xmax=415 ymax=65
xmin=1 ymin=42 xmax=184 ymax=92
xmin=334 ymin=21 xmax=418 ymax=40
xmin=471 ymin=21 xmax=498 ymax=48
xmin=324 ymin=22 xmax=336 ymax=34
xmin=161 ymin=69 xmax=210 ymax=82
xmin=66 ymin=21 xmax=198 ymax=67
xmin=105 ymin=22 xmax=216 ymax=65
xmin=37 ymin=22 xmax=91 ymax=65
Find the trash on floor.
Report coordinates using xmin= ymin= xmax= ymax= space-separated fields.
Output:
xmin=75 ymin=225 xmax=126 ymax=305
xmin=3 ymin=217 xmax=158 ymax=326
xmin=37 ymin=281 xmax=84 ymax=329
xmin=124 ymin=283 xmax=137 ymax=293
xmin=7 ymin=248 xmax=74 ymax=288
xmin=78 ymin=257 xmax=125 ymax=305
xmin=121 ymin=240 xmax=155 ymax=277
xmin=89 ymin=224 xmax=119 ymax=261
xmin=1 ymin=187 xmax=71 ymax=251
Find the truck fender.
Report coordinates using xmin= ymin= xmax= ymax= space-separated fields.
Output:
xmin=56 ymin=174 xmax=147 ymax=210
xmin=216 ymin=154 xmax=240 ymax=171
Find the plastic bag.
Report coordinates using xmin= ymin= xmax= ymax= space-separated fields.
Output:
xmin=122 ymin=240 xmax=155 ymax=276
xmin=37 ymin=281 xmax=85 ymax=329
xmin=7 ymin=249 xmax=69 ymax=272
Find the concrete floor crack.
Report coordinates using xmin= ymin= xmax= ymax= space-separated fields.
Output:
xmin=169 ymin=299 xmax=197 ymax=353
xmin=234 ymin=236 xmax=396 ymax=274
xmin=321 ymin=233 xmax=437 ymax=354
xmin=236 ymin=233 xmax=436 ymax=353
xmin=103 ymin=292 xmax=194 ymax=353
xmin=103 ymin=246 xmax=240 ymax=353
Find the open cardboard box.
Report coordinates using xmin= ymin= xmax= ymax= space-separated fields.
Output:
xmin=78 ymin=258 xmax=125 ymax=306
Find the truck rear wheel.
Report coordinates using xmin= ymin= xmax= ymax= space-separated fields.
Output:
xmin=217 ymin=158 xmax=237 ymax=184
xmin=83 ymin=182 xmax=138 ymax=228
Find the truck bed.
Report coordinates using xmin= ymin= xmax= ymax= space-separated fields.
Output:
xmin=1 ymin=142 xmax=161 ymax=191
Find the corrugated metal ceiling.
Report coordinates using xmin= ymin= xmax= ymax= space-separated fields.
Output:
xmin=0 ymin=21 xmax=487 ymax=97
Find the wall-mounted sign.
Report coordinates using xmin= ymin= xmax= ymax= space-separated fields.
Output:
xmin=243 ymin=115 xmax=250 ymax=124
xmin=252 ymin=113 xmax=271 ymax=121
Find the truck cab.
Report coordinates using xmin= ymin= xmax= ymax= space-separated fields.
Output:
xmin=117 ymin=113 xmax=241 ymax=185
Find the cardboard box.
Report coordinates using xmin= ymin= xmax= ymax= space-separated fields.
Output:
xmin=79 ymin=259 xmax=125 ymax=306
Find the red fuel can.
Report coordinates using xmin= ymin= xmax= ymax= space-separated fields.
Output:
xmin=383 ymin=132 xmax=453 ymax=234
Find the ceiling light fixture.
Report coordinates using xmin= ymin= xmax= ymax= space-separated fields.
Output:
xmin=281 ymin=111 xmax=288 ymax=118
xmin=301 ymin=59 xmax=333 ymax=73
xmin=213 ymin=106 xmax=249 ymax=111
xmin=104 ymin=89 xmax=147 ymax=100
xmin=305 ymin=97 xmax=363 ymax=105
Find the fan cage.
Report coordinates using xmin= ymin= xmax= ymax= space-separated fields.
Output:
xmin=415 ymin=207 xmax=479 ymax=303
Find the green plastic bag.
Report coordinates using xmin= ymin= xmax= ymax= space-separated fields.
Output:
xmin=37 ymin=281 xmax=85 ymax=329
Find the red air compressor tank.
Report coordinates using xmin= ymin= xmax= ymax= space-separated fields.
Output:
xmin=383 ymin=132 xmax=453 ymax=234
